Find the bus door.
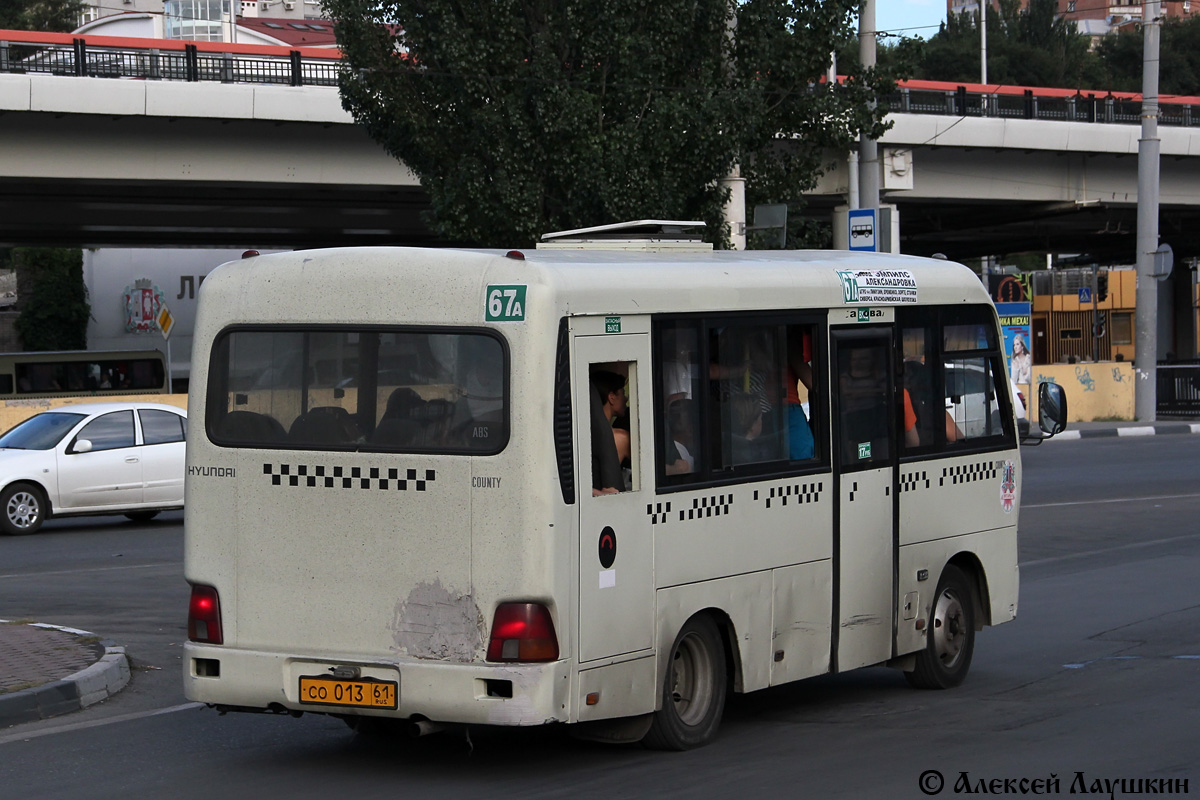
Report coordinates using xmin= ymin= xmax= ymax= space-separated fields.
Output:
xmin=573 ymin=334 xmax=655 ymax=663
xmin=830 ymin=328 xmax=897 ymax=672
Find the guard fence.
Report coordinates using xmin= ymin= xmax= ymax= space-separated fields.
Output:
xmin=0 ymin=29 xmax=339 ymax=87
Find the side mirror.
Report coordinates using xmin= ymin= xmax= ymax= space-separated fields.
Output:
xmin=73 ymin=439 xmax=93 ymax=454
xmin=1038 ymin=382 xmax=1068 ymax=436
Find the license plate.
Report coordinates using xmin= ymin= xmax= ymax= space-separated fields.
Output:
xmin=298 ymin=676 xmax=398 ymax=709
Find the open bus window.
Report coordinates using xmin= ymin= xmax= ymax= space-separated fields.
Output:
xmin=209 ymin=327 xmax=508 ymax=453
xmin=590 ymin=364 xmax=636 ymax=495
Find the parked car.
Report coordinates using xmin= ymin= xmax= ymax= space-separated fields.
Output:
xmin=0 ymin=402 xmax=186 ymax=535
xmin=944 ymin=362 xmax=1026 ymax=439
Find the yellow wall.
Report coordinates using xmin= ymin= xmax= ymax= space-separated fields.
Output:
xmin=1025 ymin=362 xmax=1136 ymax=423
xmin=0 ymin=394 xmax=188 ymax=435
xmin=1031 ymin=270 xmax=1136 ymax=314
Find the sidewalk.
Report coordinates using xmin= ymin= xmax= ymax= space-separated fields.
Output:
xmin=1045 ymin=419 xmax=1200 ymax=441
xmin=0 ymin=620 xmax=130 ymax=727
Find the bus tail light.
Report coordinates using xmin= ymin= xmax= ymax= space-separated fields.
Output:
xmin=486 ymin=603 xmax=559 ymax=662
xmin=188 ymin=584 xmax=224 ymax=644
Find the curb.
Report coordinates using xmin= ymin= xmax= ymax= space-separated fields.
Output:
xmin=0 ymin=621 xmax=130 ymax=727
xmin=1047 ymin=423 xmax=1200 ymax=441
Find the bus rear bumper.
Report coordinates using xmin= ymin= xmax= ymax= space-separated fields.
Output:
xmin=183 ymin=643 xmax=571 ymax=726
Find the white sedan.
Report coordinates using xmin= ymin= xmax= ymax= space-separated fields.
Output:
xmin=0 ymin=402 xmax=186 ymax=535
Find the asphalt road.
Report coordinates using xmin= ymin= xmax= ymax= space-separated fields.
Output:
xmin=1 ymin=437 xmax=1198 ymax=799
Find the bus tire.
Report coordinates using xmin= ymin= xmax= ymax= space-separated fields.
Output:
xmin=906 ymin=564 xmax=975 ymax=690
xmin=1 ymin=483 xmax=47 ymax=536
xmin=642 ymin=614 xmax=726 ymax=751
xmin=124 ymin=511 xmax=160 ymax=523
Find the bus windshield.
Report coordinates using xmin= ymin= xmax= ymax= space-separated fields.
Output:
xmin=0 ymin=412 xmax=86 ymax=450
xmin=207 ymin=327 xmax=508 ymax=453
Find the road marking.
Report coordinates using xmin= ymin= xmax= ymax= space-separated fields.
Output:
xmin=0 ymin=702 xmax=203 ymax=746
xmin=0 ymin=562 xmax=174 ymax=580
xmin=1024 ymin=492 xmax=1200 ymax=509
xmin=1022 ymin=531 xmax=1200 ymax=567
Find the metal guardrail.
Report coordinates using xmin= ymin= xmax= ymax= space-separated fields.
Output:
xmin=0 ymin=33 xmax=338 ymax=87
xmin=1157 ymin=363 xmax=1200 ymax=417
xmin=884 ymin=84 xmax=1198 ymax=128
xmin=3 ymin=33 xmax=1198 ymax=127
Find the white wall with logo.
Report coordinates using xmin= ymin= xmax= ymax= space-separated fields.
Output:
xmin=84 ymin=248 xmax=286 ymax=381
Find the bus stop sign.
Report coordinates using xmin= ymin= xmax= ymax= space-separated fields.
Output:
xmin=848 ymin=209 xmax=877 ymax=252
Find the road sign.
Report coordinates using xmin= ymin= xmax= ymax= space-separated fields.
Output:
xmin=848 ymin=209 xmax=877 ymax=252
xmin=1078 ymin=287 xmax=1092 ymax=304
xmin=1152 ymin=243 xmax=1173 ymax=279
xmin=156 ymin=304 xmax=175 ymax=340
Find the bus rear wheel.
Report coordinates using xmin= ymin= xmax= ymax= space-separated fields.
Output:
xmin=642 ymin=614 xmax=726 ymax=751
xmin=907 ymin=564 xmax=976 ymax=689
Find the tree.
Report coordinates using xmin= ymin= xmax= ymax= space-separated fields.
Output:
xmin=1093 ymin=15 xmax=1200 ymax=96
xmin=0 ymin=0 xmax=86 ymax=32
xmin=903 ymin=0 xmax=1100 ymax=89
xmin=14 ymin=248 xmax=90 ymax=351
xmin=324 ymin=0 xmax=898 ymax=248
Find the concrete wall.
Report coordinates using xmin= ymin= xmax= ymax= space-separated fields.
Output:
xmin=1027 ymin=361 xmax=1136 ymax=423
xmin=0 ymin=393 xmax=187 ymax=435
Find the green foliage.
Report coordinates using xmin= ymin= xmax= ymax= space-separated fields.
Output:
xmin=0 ymin=0 xmax=86 ymax=32
xmin=14 ymin=248 xmax=90 ymax=351
xmin=325 ymin=0 xmax=897 ymax=248
xmin=1093 ymin=15 xmax=1200 ymax=95
xmin=904 ymin=0 xmax=1099 ymax=88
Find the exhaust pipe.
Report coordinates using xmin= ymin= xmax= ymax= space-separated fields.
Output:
xmin=407 ymin=719 xmax=445 ymax=738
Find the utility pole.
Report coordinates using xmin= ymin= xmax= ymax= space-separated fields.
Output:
xmin=858 ymin=0 xmax=879 ymax=214
xmin=980 ymin=0 xmax=988 ymax=85
xmin=1135 ymin=0 xmax=1161 ymax=421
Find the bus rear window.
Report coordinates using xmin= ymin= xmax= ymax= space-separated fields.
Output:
xmin=207 ymin=328 xmax=508 ymax=454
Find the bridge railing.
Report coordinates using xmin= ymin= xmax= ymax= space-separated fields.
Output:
xmin=885 ymin=78 xmax=1199 ymax=127
xmin=0 ymin=29 xmax=339 ymax=87
xmin=5 ymin=33 xmax=1200 ymax=127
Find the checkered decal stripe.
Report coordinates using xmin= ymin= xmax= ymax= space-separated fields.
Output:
xmin=940 ymin=460 xmax=1000 ymax=487
xmin=263 ymin=463 xmax=436 ymax=491
xmin=679 ymin=494 xmax=733 ymax=522
xmin=900 ymin=470 xmax=931 ymax=493
xmin=646 ymin=501 xmax=673 ymax=525
xmin=753 ymin=482 xmax=823 ymax=510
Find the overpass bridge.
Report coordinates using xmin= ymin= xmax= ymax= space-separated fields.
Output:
xmin=3 ymin=29 xmax=1200 ymax=261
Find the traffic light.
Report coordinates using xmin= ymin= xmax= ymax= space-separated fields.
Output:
xmin=1097 ymin=272 xmax=1108 ymax=302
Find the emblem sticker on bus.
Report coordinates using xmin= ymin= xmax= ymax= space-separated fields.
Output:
xmin=1001 ymin=460 xmax=1016 ymax=512
xmin=486 ymin=285 xmax=527 ymax=322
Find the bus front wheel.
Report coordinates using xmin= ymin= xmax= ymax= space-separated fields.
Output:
xmin=643 ymin=614 xmax=727 ymax=750
xmin=907 ymin=564 xmax=976 ymax=690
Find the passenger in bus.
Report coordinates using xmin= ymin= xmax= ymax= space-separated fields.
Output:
xmin=785 ymin=327 xmax=815 ymax=460
xmin=664 ymin=398 xmax=696 ymax=475
xmin=592 ymin=369 xmax=631 ymax=470
xmin=730 ymin=391 xmax=772 ymax=464
xmin=590 ymin=369 xmax=628 ymax=495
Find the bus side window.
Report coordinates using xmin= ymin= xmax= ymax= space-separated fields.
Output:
xmin=709 ymin=324 xmax=788 ymax=468
xmin=660 ymin=323 xmax=700 ymax=476
xmin=590 ymin=364 xmax=635 ymax=495
xmin=900 ymin=324 xmax=937 ymax=451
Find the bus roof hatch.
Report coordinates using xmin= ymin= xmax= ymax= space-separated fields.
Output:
xmin=537 ymin=220 xmax=711 ymax=252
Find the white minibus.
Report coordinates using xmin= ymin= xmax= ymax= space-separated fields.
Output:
xmin=183 ymin=224 xmax=1066 ymax=749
